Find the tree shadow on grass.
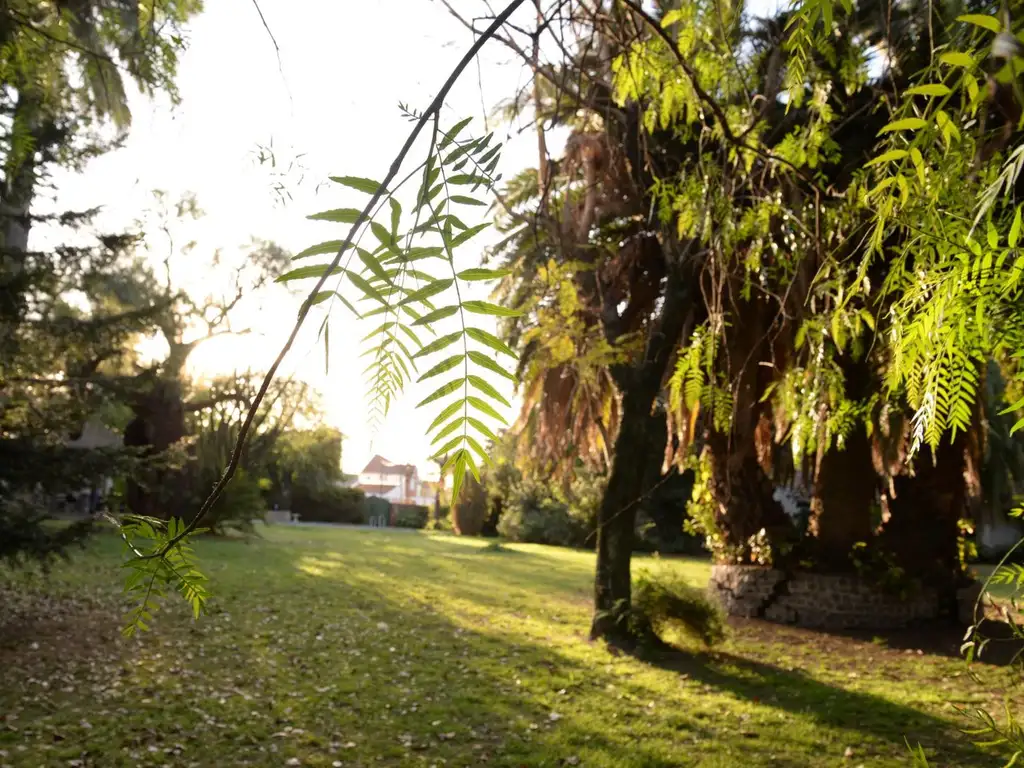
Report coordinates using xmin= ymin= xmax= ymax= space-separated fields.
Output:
xmin=626 ymin=643 xmax=987 ymax=765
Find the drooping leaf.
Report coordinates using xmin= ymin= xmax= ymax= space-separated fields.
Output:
xmin=466 ymin=327 xmax=517 ymax=358
xmin=348 ymin=272 xmax=388 ymax=304
xmin=399 ymin=278 xmax=454 ymax=307
xmin=468 ymin=350 xmax=517 ymax=381
xmin=412 ymin=305 xmax=460 ymax=326
xmin=277 ymin=264 xmax=343 ymax=283
xmin=457 ymin=267 xmax=511 ymax=281
xmin=330 ymin=175 xmax=385 ymax=194
xmin=308 ymin=208 xmax=362 ymax=223
xmin=417 ymin=378 xmax=464 ymax=407
xmin=467 ymin=375 xmax=511 ymax=407
xmin=462 ymin=300 xmax=523 ymax=317
xmin=413 ymin=331 xmax=463 ymax=359
xmin=466 ymin=395 xmax=508 ymax=424
xmin=417 ymin=354 xmax=465 ymax=382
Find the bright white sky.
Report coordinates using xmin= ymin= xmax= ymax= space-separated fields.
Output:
xmin=46 ymin=0 xmax=565 ymax=479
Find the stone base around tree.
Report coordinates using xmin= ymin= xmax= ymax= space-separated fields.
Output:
xmin=707 ymin=564 xmax=940 ymax=630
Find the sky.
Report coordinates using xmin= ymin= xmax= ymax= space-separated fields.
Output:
xmin=44 ymin=0 xmax=566 ymax=479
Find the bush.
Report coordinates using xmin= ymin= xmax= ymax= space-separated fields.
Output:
xmin=631 ymin=570 xmax=726 ymax=648
xmin=452 ymin=475 xmax=488 ymax=535
xmin=293 ymin=485 xmax=365 ymax=524
xmin=497 ymin=479 xmax=592 ymax=547
xmin=392 ymin=504 xmax=428 ymax=529
xmin=204 ymin=468 xmax=266 ymax=535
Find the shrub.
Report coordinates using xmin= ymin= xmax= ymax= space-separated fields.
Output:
xmin=497 ymin=479 xmax=591 ymax=547
xmin=203 ymin=468 xmax=266 ymax=535
xmin=452 ymin=475 xmax=488 ymax=535
xmin=631 ymin=570 xmax=726 ymax=648
xmin=293 ymin=485 xmax=365 ymax=524
xmin=392 ymin=504 xmax=428 ymax=529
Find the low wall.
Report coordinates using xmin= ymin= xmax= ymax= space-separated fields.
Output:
xmin=708 ymin=564 xmax=940 ymax=630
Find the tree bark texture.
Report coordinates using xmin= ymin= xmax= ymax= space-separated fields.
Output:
xmin=808 ymin=355 xmax=877 ymax=567
xmin=878 ymin=431 xmax=970 ymax=596
xmin=704 ymin=290 xmax=792 ymax=560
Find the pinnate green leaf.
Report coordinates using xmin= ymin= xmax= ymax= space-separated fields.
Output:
xmin=957 ymin=13 xmax=1000 ymax=32
xmin=417 ymin=378 xmax=463 ymax=408
xmin=412 ymin=305 xmax=460 ymax=326
xmin=878 ymin=118 xmax=928 ymax=135
xmin=277 ymin=264 xmax=343 ymax=283
xmin=468 ymin=350 xmax=517 ymax=381
xmin=417 ymin=354 xmax=465 ymax=382
xmin=293 ymin=240 xmax=351 ymax=261
xmin=308 ymin=208 xmax=362 ymax=223
xmin=330 ymin=176 xmax=385 ymax=194
xmin=467 ymin=395 xmax=508 ymax=424
xmin=413 ymin=331 xmax=462 ymax=359
xmin=466 ymin=327 xmax=517 ymax=358
xmin=467 ymin=374 xmax=511 ymax=407
xmin=457 ymin=267 xmax=511 ymax=281
xmin=463 ymin=300 xmax=523 ymax=317
xmin=904 ymin=84 xmax=952 ymax=97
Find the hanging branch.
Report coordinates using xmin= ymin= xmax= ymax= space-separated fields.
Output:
xmin=149 ymin=0 xmax=528 ymax=558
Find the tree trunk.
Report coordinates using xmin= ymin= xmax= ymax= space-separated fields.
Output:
xmin=878 ymin=431 xmax=970 ymax=601
xmin=808 ymin=354 xmax=877 ymax=568
xmin=808 ymin=427 xmax=876 ymax=567
xmin=590 ymin=383 xmax=662 ymax=642
xmin=0 ymin=94 xmax=41 ymax=357
xmin=704 ymin=291 xmax=792 ymax=561
xmin=124 ymin=377 xmax=188 ymax=520
xmin=590 ymin=266 xmax=692 ymax=643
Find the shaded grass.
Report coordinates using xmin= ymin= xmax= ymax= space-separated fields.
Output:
xmin=0 ymin=526 xmax=1006 ymax=767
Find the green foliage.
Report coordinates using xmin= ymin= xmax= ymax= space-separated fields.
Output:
xmin=496 ymin=473 xmax=600 ymax=548
xmin=117 ymin=515 xmax=209 ymax=636
xmin=0 ymin=495 xmax=95 ymax=566
xmin=392 ymin=503 xmax=430 ymax=529
xmin=631 ymin=570 xmax=726 ymax=648
xmin=279 ymin=116 xmax=517 ymax=510
xmin=292 ymin=486 xmax=366 ymax=525
xmin=201 ymin=468 xmax=267 ymax=536
xmin=452 ymin=473 xmax=488 ymax=536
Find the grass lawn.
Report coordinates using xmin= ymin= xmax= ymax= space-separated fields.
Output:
xmin=0 ymin=526 xmax=1012 ymax=767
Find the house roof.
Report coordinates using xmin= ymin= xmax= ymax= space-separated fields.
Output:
xmin=361 ymin=454 xmax=416 ymax=476
xmin=357 ymin=483 xmax=397 ymax=496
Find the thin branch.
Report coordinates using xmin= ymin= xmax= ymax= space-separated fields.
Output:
xmin=153 ymin=0 xmax=529 ymax=557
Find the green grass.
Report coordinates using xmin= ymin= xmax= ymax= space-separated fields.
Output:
xmin=0 ymin=526 xmax=1005 ymax=767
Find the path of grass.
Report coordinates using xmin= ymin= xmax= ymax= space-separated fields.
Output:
xmin=0 ymin=526 xmax=1009 ymax=767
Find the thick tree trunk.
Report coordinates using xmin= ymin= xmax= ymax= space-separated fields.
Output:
xmin=124 ymin=378 xmax=188 ymax=520
xmin=808 ymin=427 xmax=876 ymax=567
xmin=808 ymin=354 xmax=877 ymax=568
xmin=878 ymin=431 xmax=970 ymax=601
xmin=706 ymin=429 xmax=792 ymax=556
xmin=704 ymin=290 xmax=793 ymax=561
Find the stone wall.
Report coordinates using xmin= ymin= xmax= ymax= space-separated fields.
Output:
xmin=708 ymin=564 xmax=940 ymax=630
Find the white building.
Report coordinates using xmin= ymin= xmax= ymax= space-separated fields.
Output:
xmin=356 ymin=455 xmax=434 ymax=506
